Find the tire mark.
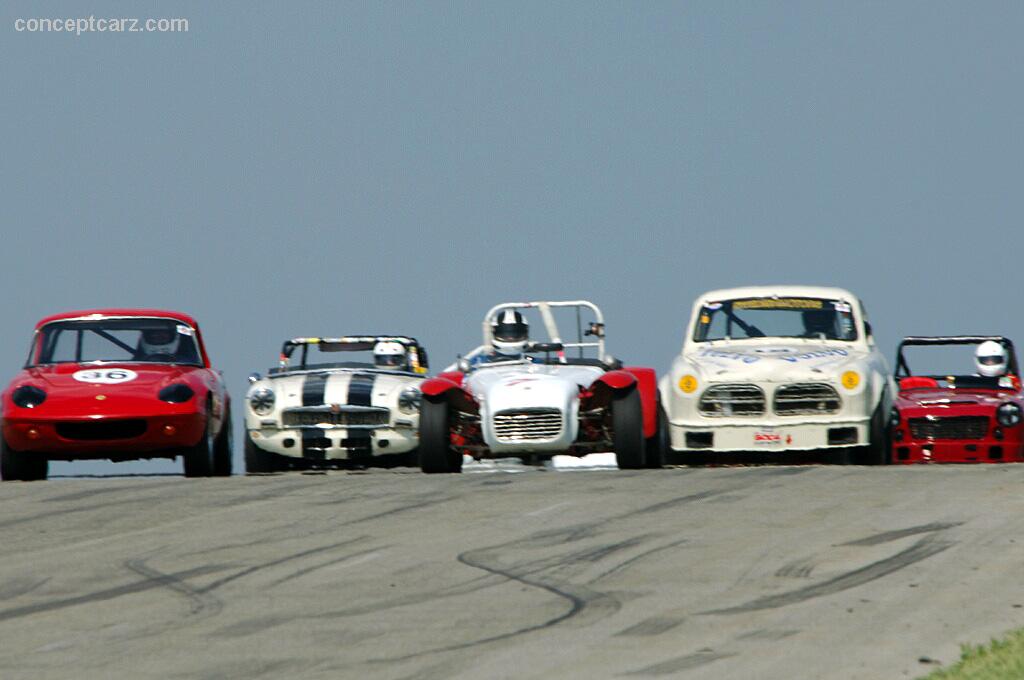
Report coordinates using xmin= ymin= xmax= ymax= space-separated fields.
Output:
xmin=626 ymin=489 xmax=733 ymax=516
xmin=593 ymin=538 xmax=689 ymax=581
xmin=268 ymin=546 xmax=383 ymax=587
xmin=625 ymin=650 xmax=735 ymax=676
xmin=775 ymin=559 xmax=814 ymax=579
xmin=124 ymin=559 xmax=223 ymax=616
xmin=200 ymin=537 xmax=369 ymax=592
xmin=616 ymin=616 xmax=686 ymax=637
xmin=839 ymin=522 xmax=962 ymax=547
xmin=736 ymin=628 xmax=800 ymax=641
xmin=0 ymin=577 xmax=50 ymax=601
xmin=0 ymin=564 xmax=230 ymax=623
xmin=701 ymin=536 xmax=953 ymax=615
xmin=42 ymin=481 xmax=185 ymax=503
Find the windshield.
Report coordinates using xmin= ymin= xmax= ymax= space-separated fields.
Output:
xmin=31 ymin=318 xmax=202 ymax=366
xmin=693 ymin=297 xmax=858 ymax=342
xmin=275 ymin=340 xmax=426 ymax=373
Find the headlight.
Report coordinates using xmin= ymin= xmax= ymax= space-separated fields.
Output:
xmin=997 ymin=402 xmax=1022 ymax=427
xmin=890 ymin=407 xmax=900 ymax=427
xmin=398 ymin=386 xmax=422 ymax=415
xmin=158 ymin=384 xmax=195 ymax=403
xmin=678 ymin=374 xmax=698 ymax=394
xmin=249 ymin=387 xmax=275 ymax=415
xmin=841 ymin=371 xmax=860 ymax=390
xmin=12 ymin=385 xmax=46 ymax=408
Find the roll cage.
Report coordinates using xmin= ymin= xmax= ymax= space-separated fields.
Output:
xmin=273 ymin=335 xmax=429 ymax=375
xmin=895 ymin=335 xmax=1019 ymax=384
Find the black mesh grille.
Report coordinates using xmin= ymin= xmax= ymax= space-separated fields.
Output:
xmin=908 ymin=416 xmax=989 ymax=440
xmin=698 ymin=384 xmax=765 ymax=417
xmin=56 ymin=420 xmax=147 ymax=441
xmin=774 ymin=383 xmax=841 ymax=415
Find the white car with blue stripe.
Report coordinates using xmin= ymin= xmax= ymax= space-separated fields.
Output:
xmin=244 ymin=336 xmax=428 ymax=472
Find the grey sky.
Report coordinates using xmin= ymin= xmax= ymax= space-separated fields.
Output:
xmin=3 ymin=1 xmax=1022 ymax=474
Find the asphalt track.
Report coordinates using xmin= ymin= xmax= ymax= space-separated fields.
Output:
xmin=1 ymin=464 xmax=1023 ymax=679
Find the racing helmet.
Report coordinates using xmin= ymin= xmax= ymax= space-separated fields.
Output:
xmin=801 ymin=309 xmax=835 ymax=339
xmin=492 ymin=310 xmax=529 ymax=356
xmin=373 ymin=341 xmax=407 ymax=369
xmin=139 ymin=326 xmax=180 ymax=359
xmin=975 ymin=340 xmax=1008 ymax=377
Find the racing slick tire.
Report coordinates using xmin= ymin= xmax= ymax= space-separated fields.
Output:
xmin=183 ymin=413 xmax=216 ymax=478
xmin=213 ymin=405 xmax=233 ymax=477
xmin=856 ymin=401 xmax=891 ymax=466
xmin=0 ymin=436 xmax=47 ymax=481
xmin=243 ymin=431 xmax=286 ymax=473
xmin=419 ymin=398 xmax=461 ymax=474
xmin=644 ymin=402 xmax=668 ymax=469
xmin=613 ymin=388 xmax=646 ymax=470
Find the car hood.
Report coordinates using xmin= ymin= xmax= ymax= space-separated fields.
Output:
xmin=22 ymin=363 xmax=195 ymax=391
xmin=466 ymin=364 xmax=604 ymax=412
xmin=686 ymin=342 xmax=865 ymax=382
xmin=896 ymin=388 xmax=1013 ymax=409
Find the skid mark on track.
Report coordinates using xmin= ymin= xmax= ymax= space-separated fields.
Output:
xmin=200 ymin=537 xmax=369 ymax=592
xmin=0 ymin=564 xmax=230 ymax=623
xmin=625 ymin=650 xmax=735 ymax=676
xmin=616 ymin=616 xmax=686 ymax=637
xmin=736 ymin=628 xmax=800 ymax=641
xmin=269 ymin=547 xmax=384 ymax=587
xmin=839 ymin=522 xmax=963 ymax=547
xmin=124 ymin=559 xmax=224 ymax=617
xmin=775 ymin=559 xmax=814 ymax=579
xmin=594 ymin=538 xmax=689 ymax=581
xmin=42 ymin=481 xmax=184 ymax=504
xmin=627 ymin=489 xmax=734 ymax=516
xmin=701 ymin=536 xmax=953 ymax=615
xmin=0 ymin=577 xmax=50 ymax=601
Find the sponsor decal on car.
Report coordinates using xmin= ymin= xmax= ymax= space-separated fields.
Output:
xmin=72 ymin=368 xmax=138 ymax=384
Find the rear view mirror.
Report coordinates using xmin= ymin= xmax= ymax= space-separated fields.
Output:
xmin=585 ymin=322 xmax=605 ymax=338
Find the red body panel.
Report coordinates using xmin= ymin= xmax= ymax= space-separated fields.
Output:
xmin=422 ymin=374 xmax=463 ymax=398
xmin=2 ymin=310 xmax=228 ymax=461
xmin=891 ymin=387 xmax=1024 ymax=464
xmin=623 ymin=367 xmax=658 ymax=439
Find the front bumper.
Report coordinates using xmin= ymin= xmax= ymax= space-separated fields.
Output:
xmin=249 ymin=424 xmax=418 ymax=460
xmin=669 ymin=416 xmax=870 ymax=453
xmin=2 ymin=412 xmax=206 ymax=459
xmin=892 ymin=437 xmax=1024 ymax=464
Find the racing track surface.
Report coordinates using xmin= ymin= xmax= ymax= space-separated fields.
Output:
xmin=1 ymin=464 xmax=1023 ymax=679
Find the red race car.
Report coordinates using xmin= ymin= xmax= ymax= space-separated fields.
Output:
xmin=1 ymin=309 xmax=232 ymax=480
xmin=891 ymin=336 xmax=1024 ymax=464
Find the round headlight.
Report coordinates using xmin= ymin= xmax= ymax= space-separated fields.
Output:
xmin=398 ymin=386 xmax=422 ymax=415
xmin=12 ymin=385 xmax=46 ymax=408
xmin=997 ymin=402 xmax=1021 ymax=427
xmin=158 ymin=384 xmax=195 ymax=403
xmin=678 ymin=375 xmax=698 ymax=394
xmin=249 ymin=387 xmax=275 ymax=415
xmin=841 ymin=371 xmax=860 ymax=390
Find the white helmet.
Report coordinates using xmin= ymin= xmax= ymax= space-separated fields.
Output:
xmin=139 ymin=326 xmax=180 ymax=359
xmin=975 ymin=340 xmax=1008 ymax=377
xmin=492 ymin=310 xmax=529 ymax=356
xmin=373 ymin=341 xmax=407 ymax=369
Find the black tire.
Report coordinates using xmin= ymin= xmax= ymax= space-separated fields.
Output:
xmin=213 ymin=405 xmax=233 ymax=477
xmin=243 ymin=431 xmax=284 ymax=473
xmin=419 ymin=398 xmax=461 ymax=473
xmin=613 ymin=389 xmax=645 ymax=470
xmin=856 ymin=400 xmax=891 ymax=466
xmin=183 ymin=414 xmax=215 ymax=478
xmin=0 ymin=436 xmax=47 ymax=481
xmin=644 ymin=402 xmax=668 ymax=469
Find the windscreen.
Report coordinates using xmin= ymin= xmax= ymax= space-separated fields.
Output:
xmin=693 ymin=298 xmax=858 ymax=342
xmin=899 ymin=343 xmax=1016 ymax=390
xmin=32 ymin=318 xmax=202 ymax=366
xmin=280 ymin=340 xmax=425 ymax=373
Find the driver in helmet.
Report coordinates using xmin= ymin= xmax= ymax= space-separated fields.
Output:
xmin=975 ymin=340 xmax=1009 ymax=378
xmin=373 ymin=340 xmax=409 ymax=371
xmin=472 ymin=310 xmax=533 ymax=364
xmin=137 ymin=326 xmax=182 ymax=362
xmin=801 ymin=309 xmax=836 ymax=339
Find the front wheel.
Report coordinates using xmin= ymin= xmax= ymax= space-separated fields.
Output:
xmin=243 ymin=431 xmax=286 ymax=473
xmin=644 ymin=402 xmax=668 ymax=469
xmin=419 ymin=398 xmax=461 ymax=473
xmin=213 ymin=405 xmax=233 ymax=477
xmin=0 ymin=437 xmax=47 ymax=481
xmin=613 ymin=389 xmax=645 ymax=470
xmin=856 ymin=401 xmax=891 ymax=466
xmin=183 ymin=415 xmax=215 ymax=478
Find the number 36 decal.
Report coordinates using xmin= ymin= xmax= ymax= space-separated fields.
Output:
xmin=72 ymin=369 xmax=138 ymax=384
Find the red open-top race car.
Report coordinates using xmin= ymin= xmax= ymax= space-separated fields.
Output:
xmin=891 ymin=336 xmax=1024 ymax=463
xmin=1 ymin=309 xmax=232 ymax=480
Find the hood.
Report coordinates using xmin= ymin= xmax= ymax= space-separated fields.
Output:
xmin=896 ymin=388 xmax=1011 ymax=409
xmin=257 ymin=369 xmax=421 ymax=411
xmin=686 ymin=342 xmax=865 ymax=383
xmin=466 ymin=364 xmax=603 ymax=412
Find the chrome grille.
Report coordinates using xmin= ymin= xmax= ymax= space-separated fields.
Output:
xmin=773 ymin=383 xmax=841 ymax=415
xmin=282 ymin=409 xmax=389 ymax=427
xmin=698 ymin=384 xmax=765 ymax=417
xmin=493 ymin=409 xmax=563 ymax=442
xmin=909 ymin=416 xmax=989 ymax=440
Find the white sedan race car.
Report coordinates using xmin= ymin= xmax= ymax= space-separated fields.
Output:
xmin=660 ymin=286 xmax=894 ymax=464
xmin=244 ymin=336 xmax=428 ymax=472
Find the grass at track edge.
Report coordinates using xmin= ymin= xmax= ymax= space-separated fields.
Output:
xmin=922 ymin=629 xmax=1024 ymax=679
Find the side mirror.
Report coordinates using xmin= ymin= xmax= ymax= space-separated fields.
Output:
xmin=457 ymin=358 xmax=471 ymax=373
xmin=585 ymin=322 xmax=605 ymax=338
xmin=864 ymin=322 xmax=873 ymax=337
xmin=248 ymin=372 xmax=262 ymax=384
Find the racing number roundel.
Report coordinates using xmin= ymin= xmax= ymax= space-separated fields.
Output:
xmin=72 ymin=369 xmax=139 ymax=385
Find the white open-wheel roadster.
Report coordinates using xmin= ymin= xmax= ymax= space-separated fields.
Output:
xmin=417 ymin=301 xmax=663 ymax=472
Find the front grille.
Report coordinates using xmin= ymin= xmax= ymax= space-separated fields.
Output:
xmin=493 ymin=409 xmax=563 ymax=442
xmin=698 ymin=384 xmax=765 ymax=417
xmin=774 ymin=383 xmax=841 ymax=415
xmin=282 ymin=409 xmax=389 ymax=427
xmin=56 ymin=419 xmax=147 ymax=441
xmin=908 ymin=416 xmax=989 ymax=440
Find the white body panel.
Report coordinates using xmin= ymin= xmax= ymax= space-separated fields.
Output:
xmin=245 ymin=369 xmax=422 ymax=460
xmin=659 ymin=285 xmax=894 ymax=454
xmin=465 ymin=362 xmax=604 ymax=453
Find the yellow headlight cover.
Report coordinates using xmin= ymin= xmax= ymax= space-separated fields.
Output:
xmin=841 ymin=371 xmax=860 ymax=390
xmin=679 ymin=375 xmax=698 ymax=394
